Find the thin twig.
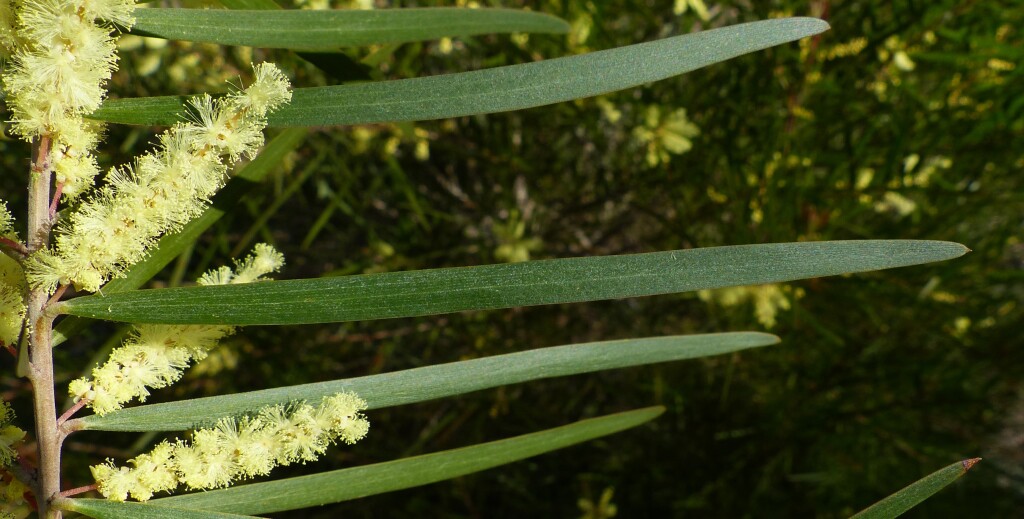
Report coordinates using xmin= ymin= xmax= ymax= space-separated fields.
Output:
xmin=0 ymin=236 xmax=29 ymax=257
xmin=48 ymin=182 xmax=64 ymax=221
xmin=46 ymin=285 xmax=68 ymax=308
xmin=55 ymin=399 xmax=87 ymax=428
xmin=58 ymin=484 xmax=95 ymax=498
xmin=57 ymin=417 xmax=83 ymax=439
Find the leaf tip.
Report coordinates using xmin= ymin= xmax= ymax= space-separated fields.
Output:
xmin=648 ymin=405 xmax=667 ymax=419
xmin=962 ymin=457 xmax=981 ymax=472
xmin=551 ymin=18 xmax=572 ymax=34
xmin=791 ymin=17 xmax=831 ymax=36
xmin=743 ymin=332 xmax=782 ymax=347
xmin=946 ymin=241 xmax=971 ymax=258
xmin=912 ymin=240 xmax=970 ymax=261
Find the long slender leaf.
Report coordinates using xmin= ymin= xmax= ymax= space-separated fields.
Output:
xmin=90 ymin=17 xmax=829 ymax=127
xmin=218 ymin=0 xmax=277 ymax=8
xmin=850 ymin=459 xmax=981 ymax=519
xmin=75 ymin=332 xmax=774 ymax=431
xmin=150 ymin=407 xmax=663 ymax=514
xmin=216 ymin=0 xmax=374 ymax=83
xmin=130 ymin=8 xmax=570 ymax=49
xmin=58 ymin=498 xmax=262 ymax=519
xmin=59 ymin=241 xmax=967 ymax=326
xmin=51 ymin=129 xmax=308 ymax=347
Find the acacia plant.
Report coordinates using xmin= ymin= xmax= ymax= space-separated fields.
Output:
xmin=0 ymin=2 xmax=973 ymax=518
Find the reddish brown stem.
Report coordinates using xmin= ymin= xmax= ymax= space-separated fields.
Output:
xmin=31 ymin=136 xmax=51 ymax=176
xmin=49 ymin=182 xmax=64 ymax=220
xmin=0 ymin=236 xmax=28 ymax=257
xmin=55 ymin=399 xmax=87 ymax=428
xmin=58 ymin=484 xmax=95 ymax=498
xmin=46 ymin=285 xmax=68 ymax=308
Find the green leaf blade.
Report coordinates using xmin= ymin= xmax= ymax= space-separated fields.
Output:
xmin=91 ymin=18 xmax=829 ymax=127
xmin=130 ymin=8 xmax=570 ymax=49
xmin=218 ymin=0 xmax=279 ymax=9
xmin=59 ymin=241 xmax=967 ymax=326
xmin=59 ymin=499 xmax=262 ymax=519
xmin=150 ymin=407 xmax=663 ymax=514
xmin=76 ymin=332 xmax=774 ymax=432
xmin=850 ymin=459 xmax=981 ymax=519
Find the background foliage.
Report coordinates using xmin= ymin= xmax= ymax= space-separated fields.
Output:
xmin=2 ymin=0 xmax=1021 ymax=517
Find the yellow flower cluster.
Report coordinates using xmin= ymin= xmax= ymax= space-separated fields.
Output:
xmin=198 ymin=243 xmax=285 ymax=286
xmin=0 ymin=255 xmax=25 ymax=348
xmin=0 ymin=0 xmax=136 ymax=199
xmin=68 ymin=244 xmax=286 ymax=416
xmin=872 ymin=191 xmax=917 ymax=218
xmin=297 ymin=0 xmax=376 ymax=8
xmin=92 ymin=393 xmax=370 ymax=501
xmin=26 ymin=63 xmax=292 ymax=293
xmin=0 ymin=473 xmax=30 ymax=518
xmin=632 ymin=106 xmax=700 ymax=167
xmin=0 ymin=204 xmax=25 ymax=347
xmin=699 ymin=284 xmax=803 ymax=329
xmin=673 ymin=0 xmax=710 ymax=21
xmin=821 ymin=37 xmax=868 ymax=61
xmin=0 ymin=402 xmax=25 ymax=467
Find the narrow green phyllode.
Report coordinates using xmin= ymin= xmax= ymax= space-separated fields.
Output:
xmin=149 ymin=407 xmax=663 ymax=514
xmin=90 ymin=17 xmax=830 ymax=127
xmin=75 ymin=332 xmax=776 ymax=432
xmin=129 ymin=8 xmax=571 ymax=49
xmin=58 ymin=240 xmax=968 ymax=326
xmin=850 ymin=459 xmax=981 ymax=518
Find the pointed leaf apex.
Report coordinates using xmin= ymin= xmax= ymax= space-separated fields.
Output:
xmin=962 ymin=458 xmax=981 ymax=472
xmin=793 ymin=17 xmax=831 ymax=35
xmin=950 ymin=242 xmax=971 ymax=256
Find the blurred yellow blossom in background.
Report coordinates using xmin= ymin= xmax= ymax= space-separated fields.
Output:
xmin=633 ymin=106 xmax=700 ymax=167
xmin=699 ymin=284 xmax=804 ymax=329
xmin=674 ymin=0 xmax=710 ymax=21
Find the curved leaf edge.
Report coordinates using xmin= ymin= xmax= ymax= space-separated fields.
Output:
xmin=74 ymin=332 xmax=776 ymax=432
xmin=90 ymin=17 xmax=830 ymax=127
xmin=128 ymin=7 xmax=571 ymax=49
xmin=56 ymin=240 xmax=968 ymax=326
xmin=850 ymin=458 xmax=981 ymax=519
xmin=149 ymin=406 xmax=665 ymax=514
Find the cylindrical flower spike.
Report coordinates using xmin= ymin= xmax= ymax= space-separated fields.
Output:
xmin=1 ymin=0 xmax=136 ymax=199
xmin=25 ymin=64 xmax=292 ymax=294
xmin=68 ymin=244 xmax=285 ymax=415
xmin=92 ymin=393 xmax=370 ymax=501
